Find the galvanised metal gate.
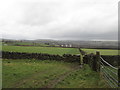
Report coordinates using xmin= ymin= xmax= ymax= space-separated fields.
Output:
xmin=100 ymin=56 xmax=118 ymax=88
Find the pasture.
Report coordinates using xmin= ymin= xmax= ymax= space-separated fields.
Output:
xmin=2 ymin=43 xmax=117 ymax=88
xmin=2 ymin=59 xmax=107 ymax=88
xmin=2 ymin=46 xmax=80 ymax=55
xmin=81 ymin=48 xmax=119 ymax=55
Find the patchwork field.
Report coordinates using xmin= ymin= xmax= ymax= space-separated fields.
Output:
xmin=2 ymin=59 xmax=107 ymax=88
xmin=2 ymin=44 xmax=117 ymax=88
xmin=81 ymin=48 xmax=119 ymax=55
xmin=2 ymin=46 xmax=119 ymax=56
xmin=2 ymin=46 xmax=80 ymax=55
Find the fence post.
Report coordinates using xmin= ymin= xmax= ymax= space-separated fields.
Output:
xmin=96 ymin=51 xmax=100 ymax=72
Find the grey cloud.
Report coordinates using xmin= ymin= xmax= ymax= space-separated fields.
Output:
xmin=20 ymin=2 xmax=64 ymax=26
xmin=48 ymin=22 xmax=118 ymax=40
xmin=49 ymin=29 xmax=118 ymax=40
xmin=0 ymin=0 xmax=118 ymax=41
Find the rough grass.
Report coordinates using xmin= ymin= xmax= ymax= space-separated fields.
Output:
xmin=2 ymin=59 xmax=108 ymax=88
xmin=2 ymin=46 xmax=80 ymax=55
xmin=55 ymin=64 xmax=108 ymax=88
xmin=81 ymin=48 xmax=119 ymax=55
xmin=2 ymin=59 xmax=79 ymax=88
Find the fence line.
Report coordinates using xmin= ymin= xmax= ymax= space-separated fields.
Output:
xmin=100 ymin=57 xmax=118 ymax=70
xmin=81 ymin=49 xmax=119 ymax=88
xmin=100 ymin=61 xmax=118 ymax=76
xmin=100 ymin=56 xmax=118 ymax=88
xmin=101 ymin=65 xmax=118 ymax=84
xmin=102 ymin=72 xmax=117 ymax=88
xmin=101 ymin=69 xmax=118 ymax=88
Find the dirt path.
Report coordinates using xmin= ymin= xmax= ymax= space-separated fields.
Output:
xmin=13 ymin=65 xmax=82 ymax=88
xmin=42 ymin=65 xmax=82 ymax=88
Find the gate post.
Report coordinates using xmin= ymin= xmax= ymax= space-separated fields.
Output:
xmin=96 ymin=51 xmax=100 ymax=72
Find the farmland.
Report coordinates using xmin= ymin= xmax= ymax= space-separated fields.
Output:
xmin=2 ymin=46 xmax=119 ymax=56
xmin=2 ymin=40 xmax=118 ymax=88
xmin=2 ymin=59 xmax=107 ymax=88
xmin=2 ymin=46 xmax=80 ymax=55
xmin=81 ymin=48 xmax=119 ymax=55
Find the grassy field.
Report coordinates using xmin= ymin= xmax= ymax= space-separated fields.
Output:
xmin=2 ymin=45 xmax=119 ymax=56
xmin=2 ymin=46 xmax=80 ymax=55
xmin=2 ymin=44 xmax=116 ymax=88
xmin=2 ymin=59 xmax=108 ymax=88
xmin=81 ymin=48 xmax=119 ymax=55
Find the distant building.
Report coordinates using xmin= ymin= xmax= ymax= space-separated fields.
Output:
xmin=65 ymin=45 xmax=68 ymax=47
xmin=69 ymin=44 xmax=72 ymax=47
xmin=61 ymin=45 xmax=64 ymax=47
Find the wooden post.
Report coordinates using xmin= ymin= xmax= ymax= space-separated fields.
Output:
xmin=96 ymin=51 xmax=100 ymax=72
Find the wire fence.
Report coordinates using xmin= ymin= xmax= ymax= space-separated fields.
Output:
xmin=80 ymin=49 xmax=119 ymax=88
xmin=100 ymin=56 xmax=118 ymax=88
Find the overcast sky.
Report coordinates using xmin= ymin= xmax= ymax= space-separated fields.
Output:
xmin=0 ymin=0 xmax=118 ymax=40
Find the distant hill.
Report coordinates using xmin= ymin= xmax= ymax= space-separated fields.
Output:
xmin=2 ymin=39 xmax=118 ymax=49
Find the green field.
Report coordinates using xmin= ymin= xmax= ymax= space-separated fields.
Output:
xmin=2 ymin=45 xmax=119 ymax=56
xmin=2 ymin=44 xmax=117 ymax=88
xmin=2 ymin=46 xmax=80 ymax=55
xmin=81 ymin=48 xmax=119 ymax=55
xmin=3 ymin=59 xmax=108 ymax=88
xmin=55 ymin=65 xmax=107 ymax=88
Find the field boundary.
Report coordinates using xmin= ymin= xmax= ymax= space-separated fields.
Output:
xmin=2 ymin=51 xmax=80 ymax=63
xmin=100 ymin=56 xmax=118 ymax=88
xmin=80 ymin=48 xmax=119 ymax=88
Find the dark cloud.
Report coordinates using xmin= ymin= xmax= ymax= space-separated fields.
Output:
xmin=48 ymin=28 xmax=118 ymax=40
